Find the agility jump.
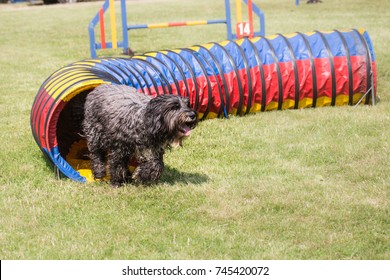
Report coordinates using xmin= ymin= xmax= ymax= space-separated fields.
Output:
xmin=88 ymin=0 xmax=265 ymax=58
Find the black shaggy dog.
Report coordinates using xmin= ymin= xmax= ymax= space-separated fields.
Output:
xmin=82 ymin=84 xmax=197 ymax=186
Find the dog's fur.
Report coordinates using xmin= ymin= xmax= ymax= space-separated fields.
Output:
xmin=82 ymin=84 xmax=197 ymax=186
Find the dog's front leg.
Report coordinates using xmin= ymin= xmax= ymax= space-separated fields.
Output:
xmin=108 ymin=151 xmax=132 ymax=187
xmin=90 ymin=148 xmax=107 ymax=179
xmin=133 ymin=159 xmax=164 ymax=185
xmin=132 ymin=152 xmax=164 ymax=185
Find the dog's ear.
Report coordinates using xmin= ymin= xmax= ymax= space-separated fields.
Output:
xmin=182 ymin=97 xmax=192 ymax=109
xmin=144 ymin=95 xmax=168 ymax=135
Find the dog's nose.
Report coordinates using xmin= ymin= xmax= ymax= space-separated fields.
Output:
xmin=188 ymin=111 xmax=197 ymax=120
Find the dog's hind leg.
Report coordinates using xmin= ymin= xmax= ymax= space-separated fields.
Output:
xmin=90 ymin=148 xmax=107 ymax=179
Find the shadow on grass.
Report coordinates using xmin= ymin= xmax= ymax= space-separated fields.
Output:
xmin=39 ymin=152 xmax=56 ymax=174
xmin=39 ymin=153 xmax=209 ymax=186
xmin=160 ymin=165 xmax=209 ymax=185
xmin=39 ymin=153 xmax=66 ymax=180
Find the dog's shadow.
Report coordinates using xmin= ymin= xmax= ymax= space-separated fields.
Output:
xmin=160 ymin=165 xmax=209 ymax=185
xmin=39 ymin=153 xmax=209 ymax=186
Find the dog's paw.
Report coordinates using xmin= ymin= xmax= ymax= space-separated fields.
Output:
xmin=110 ymin=181 xmax=123 ymax=188
xmin=92 ymin=166 xmax=107 ymax=179
xmin=132 ymin=160 xmax=164 ymax=185
xmin=110 ymin=174 xmax=133 ymax=188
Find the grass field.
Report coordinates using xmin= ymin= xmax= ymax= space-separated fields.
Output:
xmin=0 ymin=0 xmax=389 ymax=259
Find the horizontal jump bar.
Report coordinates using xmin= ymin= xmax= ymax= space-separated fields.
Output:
xmin=95 ymin=41 xmax=125 ymax=50
xmin=127 ymin=19 xmax=227 ymax=30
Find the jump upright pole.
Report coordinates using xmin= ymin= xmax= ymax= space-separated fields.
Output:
xmin=235 ymin=0 xmax=255 ymax=38
xmin=88 ymin=0 xmax=128 ymax=58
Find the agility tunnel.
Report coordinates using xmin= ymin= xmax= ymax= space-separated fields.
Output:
xmin=31 ymin=29 xmax=377 ymax=182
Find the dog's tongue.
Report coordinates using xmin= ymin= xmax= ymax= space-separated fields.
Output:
xmin=172 ymin=126 xmax=192 ymax=148
xmin=182 ymin=125 xmax=191 ymax=137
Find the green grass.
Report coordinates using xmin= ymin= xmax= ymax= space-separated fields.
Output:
xmin=0 ymin=0 xmax=389 ymax=259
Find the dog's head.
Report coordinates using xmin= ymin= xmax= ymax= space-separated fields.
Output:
xmin=145 ymin=94 xmax=198 ymax=147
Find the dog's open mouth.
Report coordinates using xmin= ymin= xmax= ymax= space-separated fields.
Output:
xmin=180 ymin=124 xmax=192 ymax=137
xmin=172 ymin=123 xmax=193 ymax=148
